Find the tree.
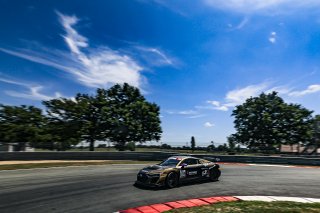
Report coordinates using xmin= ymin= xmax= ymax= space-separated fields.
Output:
xmin=308 ymin=115 xmax=320 ymax=154
xmin=161 ymin=143 xmax=172 ymax=149
xmin=43 ymin=89 xmax=110 ymax=151
xmin=43 ymin=83 xmax=162 ymax=151
xmin=216 ymin=143 xmax=228 ymax=152
xmin=227 ymin=135 xmax=236 ymax=152
xmin=281 ymin=103 xmax=314 ymax=151
xmin=0 ymin=105 xmax=47 ymax=151
xmin=190 ymin=136 xmax=196 ymax=152
xmin=232 ymin=92 xmax=313 ymax=152
xmin=106 ymin=83 xmax=162 ymax=150
xmin=126 ymin=142 xmax=136 ymax=151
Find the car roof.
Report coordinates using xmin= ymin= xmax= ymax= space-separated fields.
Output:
xmin=169 ymin=156 xmax=199 ymax=160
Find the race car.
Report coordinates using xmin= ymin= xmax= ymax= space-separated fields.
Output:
xmin=135 ymin=156 xmax=221 ymax=188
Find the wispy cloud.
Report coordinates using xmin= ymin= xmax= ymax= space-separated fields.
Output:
xmin=0 ymin=78 xmax=63 ymax=101
xmin=57 ymin=11 xmax=142 ymax=88
xmin=269 ymin=31 xmax=277 ymax=44
xmin=236 ymin=16 xmax=249 ymax=29
xmin=0 ymin=12 xmax=176 ymax=90
xmin=204 ymin=82 xmax=271 ymax=111
xmin=204 ymin=122 xmax=214 ymax=127
xmin=204 ymin=0 xmax=320 ymax=14
xmin=202 ymin=81 xmax=320 ymax=112
xmin=228 ymin=16 xmax=249 ymax=30
xmin=166 ymin=110 xmax=198 ymax=115
xmin=288 ymin=85 xmax=320 ymax=97
xmin=188 ymin=114 xmax=206 ymax=119
xmin=204 ymin=82 xmax=268 ymax=111
xmin=224 ymin=82 xmax=269 ymax=106
xmin=134 ymin=46 xmax=174 ymax=67
xmin=206 ymin=100 xmax=228 ymax=111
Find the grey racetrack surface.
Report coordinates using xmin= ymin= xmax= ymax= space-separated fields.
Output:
xmin=0 ymin=164 xmax=320 ymax=213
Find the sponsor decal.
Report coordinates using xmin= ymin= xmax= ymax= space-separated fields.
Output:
xmin=188 ymin=171 xmax=198 ymax=175
xmin=180 ymin=170 xmax=186 ymax=178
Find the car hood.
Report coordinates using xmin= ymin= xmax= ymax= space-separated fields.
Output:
xmin=140 ymin=164 xmax=174 ymax=174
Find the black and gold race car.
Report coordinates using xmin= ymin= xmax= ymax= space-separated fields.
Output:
xmin=135 ymin=156 xmax=221 ymax=188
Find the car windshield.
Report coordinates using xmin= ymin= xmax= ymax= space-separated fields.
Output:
xmin=159 ymin=158 xmax=180 ymax=166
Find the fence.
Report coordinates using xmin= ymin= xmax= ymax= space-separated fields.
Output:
xmin=0 ymin=152 xmax=320 ymax=166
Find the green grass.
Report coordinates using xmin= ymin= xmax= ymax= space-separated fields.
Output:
xmin=0 ymin=160 xmax=159 ymax=170
xmin=165 ymin=201 xmax=320 ymax=213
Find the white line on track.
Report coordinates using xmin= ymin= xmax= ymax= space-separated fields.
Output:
xmin=247 ymin=164 xmax=295 ymax=168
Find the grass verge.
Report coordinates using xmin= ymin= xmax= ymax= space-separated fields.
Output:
xmin=0 ymin=160 xmax=159 ymax=170
xmin=165 ymin=201 xmax=320 ymax=213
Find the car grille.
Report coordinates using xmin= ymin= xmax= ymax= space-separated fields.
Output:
xmin=137 ymin=173 xmax=148 ymax=183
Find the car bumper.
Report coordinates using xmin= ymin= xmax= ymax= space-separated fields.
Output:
xmin=135 ymin=180 xmax=164 ymax=187
xmin=135 ymin=173 xmax=165 ymax=187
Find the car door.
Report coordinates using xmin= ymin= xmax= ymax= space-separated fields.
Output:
xmin=182 ymin=158 xmax=202 ymax=180
xmin=199 ymin=159 xmax=210 ymax=178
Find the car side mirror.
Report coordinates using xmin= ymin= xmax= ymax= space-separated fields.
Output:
xmin=181 ymin=163 xmax=188 ymax=169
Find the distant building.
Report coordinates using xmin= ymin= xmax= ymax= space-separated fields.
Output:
xmin=280 ymin=144 xmax=319 ymax=154
xmin=0 ymin=143 xmax=34 ymax=152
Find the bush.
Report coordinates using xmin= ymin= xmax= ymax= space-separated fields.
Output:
xmin=126 ymin=142 xmax=136 ymax=151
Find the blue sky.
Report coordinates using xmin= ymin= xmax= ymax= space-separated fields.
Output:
xmin=1 ymin=0 xmax=320 ymax=146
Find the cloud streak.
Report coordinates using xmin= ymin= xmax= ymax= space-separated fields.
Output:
xmin=204 ymin=82 xmax=320 ymax=112
xmin=0 ymin=78 xmax=63 ymax=101
xmin=204 ymin=0 xmax=320 ymax=14
xmin=288 ymin=85 xmax=320 ymax=97
xmin=0 ymin=12 xmax=176 ymax=90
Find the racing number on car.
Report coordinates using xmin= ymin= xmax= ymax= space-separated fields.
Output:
xmin=202 ymin=169 xmax=208 ymax=176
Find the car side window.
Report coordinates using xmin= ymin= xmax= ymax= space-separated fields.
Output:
xmin=183 ymin=158 xmax=198 ymax=165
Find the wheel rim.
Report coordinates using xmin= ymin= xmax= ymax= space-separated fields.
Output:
xmin=167 ymin=173 xmax=178 ymax=187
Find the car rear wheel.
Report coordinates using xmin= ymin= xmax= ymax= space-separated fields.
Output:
xmin=209 ymin=168 xmax=221 ymax=181
xmin=166 ymin=172 xmax=179 ymax=188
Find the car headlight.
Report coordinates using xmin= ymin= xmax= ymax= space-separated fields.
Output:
xmin=148 ymin=173 xmax=161 ymax=177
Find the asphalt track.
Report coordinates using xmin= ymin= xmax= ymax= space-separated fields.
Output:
xmin=0 ymin=164 xmax=320 ymax=213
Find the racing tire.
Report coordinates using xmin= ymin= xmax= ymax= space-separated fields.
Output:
xmin=165 ymin=172 xmax=179 ymax=188
xmin=209 ymin=168 xmax=221 ymax=181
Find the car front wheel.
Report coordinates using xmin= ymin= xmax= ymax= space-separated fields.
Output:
xmin=209 ymin=168 xmax=221 ymax=181
xmin=166 ymin=172 xmax=179 ymax=188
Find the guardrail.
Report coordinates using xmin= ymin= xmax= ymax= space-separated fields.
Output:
xmin=0 ymin=152 xmax=319 ymax=166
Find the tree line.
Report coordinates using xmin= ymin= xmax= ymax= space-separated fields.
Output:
xmin=0 ymin=83 xmax=162 ymax=151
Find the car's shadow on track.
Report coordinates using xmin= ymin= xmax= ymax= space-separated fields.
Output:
xmin=133 ymin=179 xmax=219 ymax=191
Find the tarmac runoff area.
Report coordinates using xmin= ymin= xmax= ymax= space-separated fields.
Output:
xmin=0 ymin=163 xmax=320 ymax=213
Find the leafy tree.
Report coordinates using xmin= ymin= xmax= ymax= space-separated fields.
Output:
xmin=161 ymin=143 xmax=172 ymax=149
xmin=216 ymin=143 xmax=228 ymax=152
xmin=232 ymin=92 xmax=313 ymax=152
xmin=126 ymin=142 xmax=136 ymax=151
xmin=310 ymin=115 xmax=320 ymax=154
xmin=0 ymin=105 xmax=47 ymax=151
xmin=190 ymin=136 xmax=196 ymax=152
xmin=281 ymin=103 xmax=313 ymax=150
xmin=312 ymin=115 xmax=320 ymax=141
xmin=106 ymin=83 xmax=162 ymax=150
xmin=43 ymin=84 xmax=162 ymax=151
xmin=43 ymin=89 xmax=110 ymax=151
xmin=227 ymin=135 xmax=236 ymax=151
